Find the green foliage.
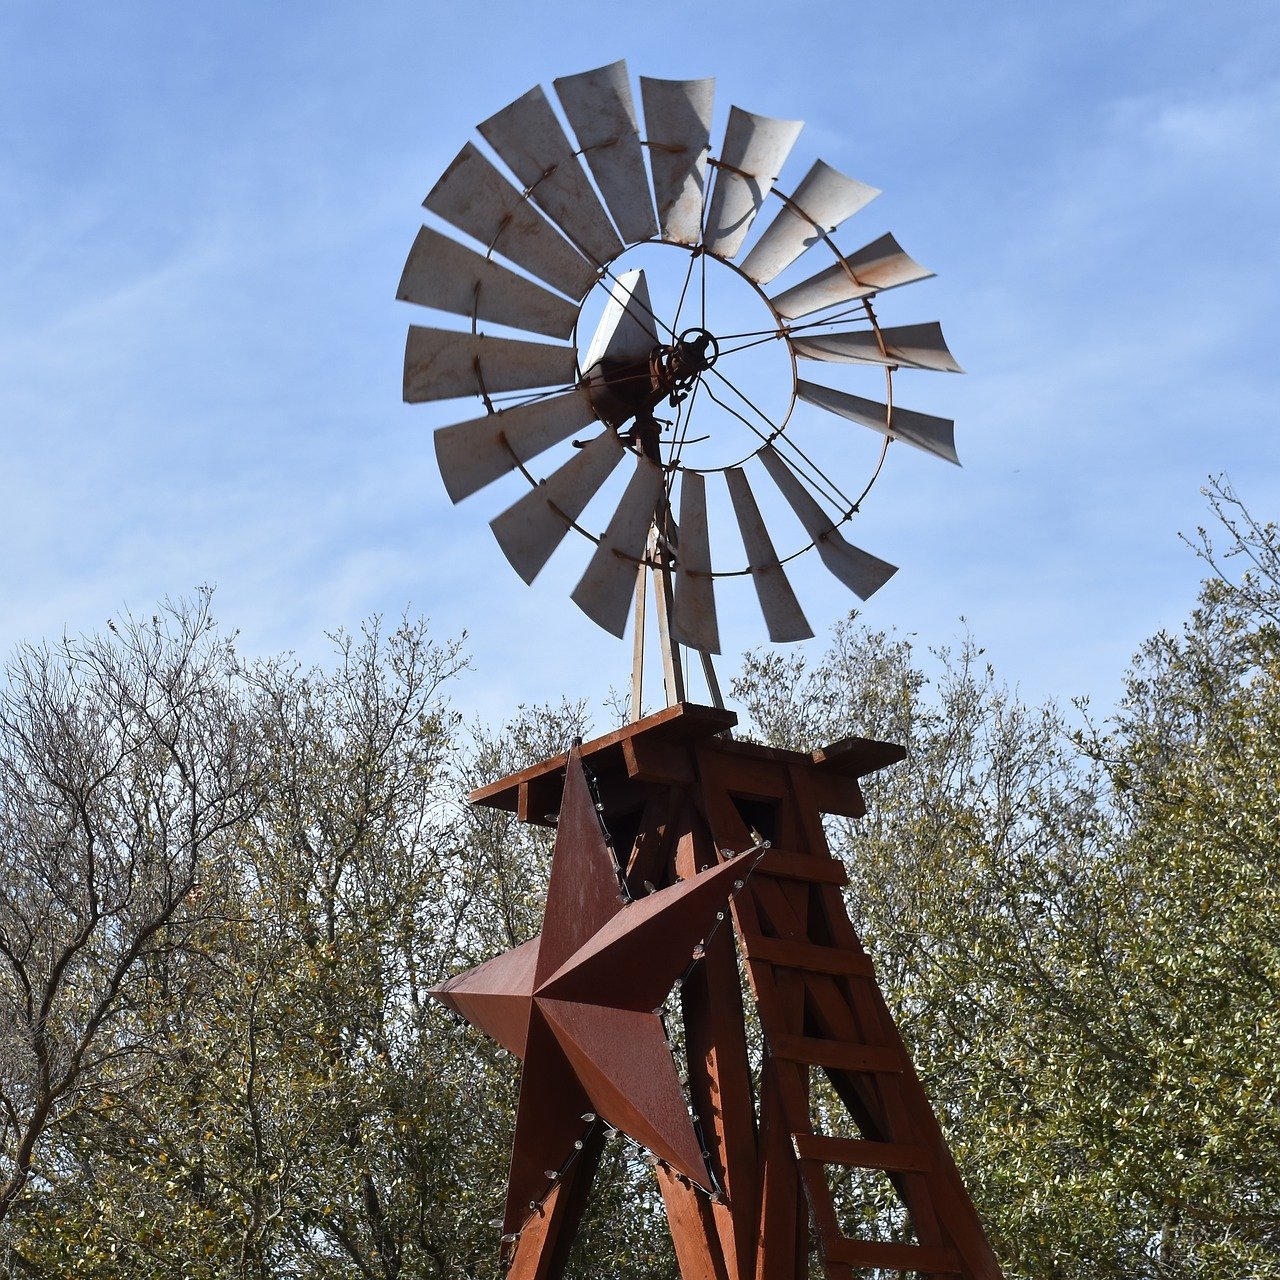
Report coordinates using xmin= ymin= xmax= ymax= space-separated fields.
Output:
xmin=3 ymin=483 xmax=1278 ymax=1278
xmin=731 ymin=481 xmax=1280 ymax=1279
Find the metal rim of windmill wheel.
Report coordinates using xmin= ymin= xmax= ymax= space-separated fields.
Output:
xmin=399 ymin=60 xmax=963 ymax=662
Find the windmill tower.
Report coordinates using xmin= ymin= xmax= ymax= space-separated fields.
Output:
xmin=402 ymin=61 xmax=1001 ymax=1280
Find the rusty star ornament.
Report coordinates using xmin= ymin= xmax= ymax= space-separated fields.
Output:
xmin=431 ymin=751 xmax=756 ymax=1236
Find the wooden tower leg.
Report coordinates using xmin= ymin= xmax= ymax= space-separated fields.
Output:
xmin=507 ymin=1128 xmax=607 ymax=1280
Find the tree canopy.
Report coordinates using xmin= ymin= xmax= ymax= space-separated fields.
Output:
xmin=2 ymin=484 xmax=1277 ymax=1279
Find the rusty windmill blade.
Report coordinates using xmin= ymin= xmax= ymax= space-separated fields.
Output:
xmin=703 ymin=106 xmax=804 ymax=262
xmin=434 ymin=388 xmax=597 ymax=504
xmin=758 ymin=444 xmax=898 ymax=600
xmin=768 ymin=231 xmax=934 ymax=318
xmin=640 ymin=75 xmax=715 ymax=246
xmin=724 ymin=466 xmax=814 ymax=642
xmin=424 ymin=142 xmax=599 ymax=300
xmin=491 ymin=431 xmax=626 ymax=584
xmin=403 ymin=327 xmax=577 ymax=403
xmin=398 ymin=226 xmax=580 ymax=339
xmin=478 ymin=85 xmax=625 ymax=267
xmin=797 ymin=381 xmax=961 ymax=465
xmin=670 ymin=469 xmax=720 ymax=655
xmin=554 ymin=61 xmax=659 ymax=245
xmin=570 ymin=453 xmax=666 ymax=637
xmin=738 ymin=160 xmax=880 ymax=285
xmin=790 ymin=320 xmax=964 ymax=372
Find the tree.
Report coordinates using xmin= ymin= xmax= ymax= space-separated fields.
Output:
xmin=0 ymin=593 xmax=259 ymax=1230
xmin=4 ymin=485 xmax=1277 ymax=1279
xmin=731 ymin=481 xmax=1280 ymax=1279
xmin=2 ymin=620 xmax=666 ymax=1279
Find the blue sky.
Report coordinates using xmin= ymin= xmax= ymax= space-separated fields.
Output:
xmin=3 ymin=2 xmax=1278 ymax=728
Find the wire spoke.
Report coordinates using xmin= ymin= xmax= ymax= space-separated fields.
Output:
xmin=485 ymin=382 xmax=580 ymax=406
xmin=702 ymin=365 xmax=858 ymax=515
xmin=669 ymin=246 xmax=700 ymax=339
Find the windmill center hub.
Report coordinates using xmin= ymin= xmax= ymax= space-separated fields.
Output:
xmin=584 ymin=327 xmax=721 ymax=451
xmin=575 ymin=240 xmax=796 ymax=470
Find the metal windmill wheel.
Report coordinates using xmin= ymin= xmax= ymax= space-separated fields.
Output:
xmin=399 ymin=60 xmax=961 ymax=698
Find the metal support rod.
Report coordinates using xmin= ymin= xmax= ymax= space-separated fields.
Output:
xmin=628 ymin=518 xmax=724 ymax=715
xmin=631 ymin=553 xmax=648 ymax=718
xmin=652 ymin=550 xmax=686 ymax=706
xmin=698 ymin=648 xmax=726 ymax=712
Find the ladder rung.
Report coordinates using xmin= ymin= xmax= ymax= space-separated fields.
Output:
xmin=793 ymin=1133 xmax=932 ymax=1173
xmin=824 ymin=1239 xmax=960 ymax=1272
xmin=755 ymin=849 xmax=848 ymax=886
xmin=770 ymin=1034 xmax=901 ymax=1074
xmin=743 ymin=935 xmax=875 ymax=978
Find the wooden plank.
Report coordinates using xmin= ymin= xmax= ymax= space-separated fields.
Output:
xmin=743 ymin=935 xmax=875 ymax=979
xmin=506 ymin=1126 xmax=606 ymax=1280
xmin=824 ymin=1238 xmax=960 ymax=1273
xmin=771 ymin=1034 xmax=901 ymax=1075
xmin=793 ymin=1134 xmax=932 ymax=1174
xmin=683 ymin=906 xmax=761 ymax=1278
xmin=469 ymin=701 xmax=736 ymax=810
xmin=804 ymin=769 xmax=866 ymax=818
xmin=655 ymin=1165 xmax=732 ymax=1280
xmin=810 ymin=735 xmax=906 ymax=779
xmin=755 ymin=850 xmax=848 ymax=886
xmin=623 ymin=734 xmax=696 ymax=786
xmin=753 ymin=1068 xmax=803 ymax=1280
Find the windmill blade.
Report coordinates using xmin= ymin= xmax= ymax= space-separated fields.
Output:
xmin=724 ymin=467 xmax=813 ymax=642
xmin=554 ymin=61 xmax=658 ymax=245
xmin=571 ymin=455 xmax=665 ymax=637
xmin=640 ymin=76 xmax=714 ymax=246
xmin=397 ymin=227 xmax=578 ymax=339
xmin=797 ymin=381 xmax=959 ymax=465
xmin=491 ymin=431 xmax=625 ymax=583
xmin=671 ymin=470 xmax=719 ymax=654
xmin=478 ymin=85 xmax=624 ymax=267
xmin=758 ymin=445 xmax=897 ymax=600
xmin=738 ymin=160 xmax=880 ymax=285
xmin=434 ymin=388 xmax=598 ymax=503
xmin=769 ymin=233 xmax=933 ymax=319
xmin=790 ymin=321 xmax=963 ymax=373
xmin=403 ymin=327 xmax=576 ymax=403
xmin=424 ymin=143 xmax=598 ymax=301
xmin=581 ymin=269 xmax=657 ymax=371
xmin=703 ymin=107 xmax=803 ymax=262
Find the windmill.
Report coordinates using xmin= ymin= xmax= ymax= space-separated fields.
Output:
xmin=402 ymin=61 xmax=1002 ymax=1280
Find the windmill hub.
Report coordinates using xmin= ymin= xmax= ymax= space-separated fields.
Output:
xmin=585 ymin=326 xmax=722 ymax=447
xmin=669 ymin=327 xmax=720 ymax=381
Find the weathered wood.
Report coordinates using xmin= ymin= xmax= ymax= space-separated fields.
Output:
xmin=507 ymin=1126 xmax=607 ymax=1280
xmin=770 ymin=1033 xmax=902 ymax=1075
xmin=754 ymin=849 xmax=849 ymax=886
xmin=454 ymin=703 xmax=1001 ymax=1280
xmin=742 ymin=934 xmax=876 ymax=979
xmin=793 ymin=1134 xmax=932 ymax=1173
xmin=656 ymin=1165 xmax=732 ymax=1280
xmin=469 ymin=701 xmax=737 ymax=814
xmin=823 ymin=1238 xmax=960 ymax=1273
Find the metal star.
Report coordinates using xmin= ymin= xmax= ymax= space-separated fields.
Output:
xmin=431 ymin=750 xmax=753 ymax=1235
